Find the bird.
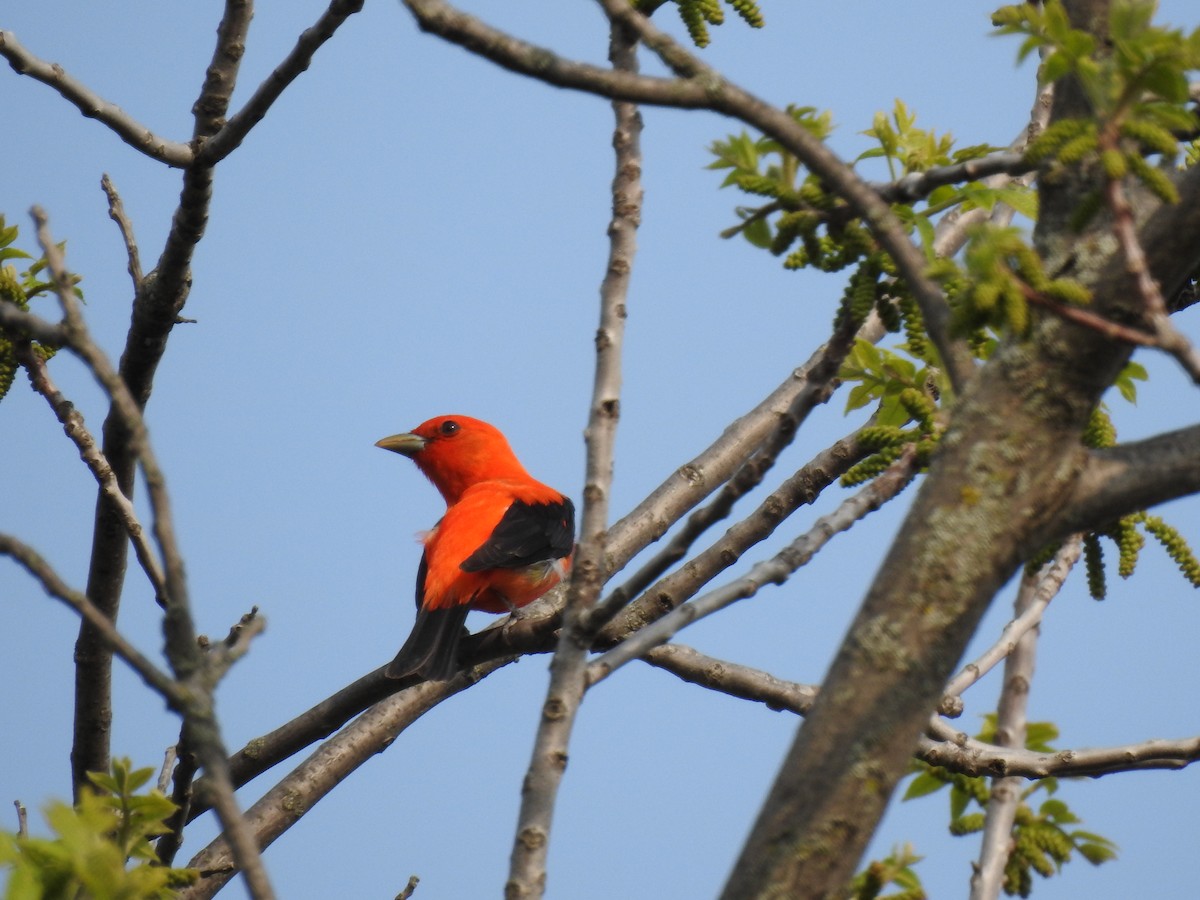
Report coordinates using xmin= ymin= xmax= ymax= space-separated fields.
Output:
xmin=375 ymin=415 xmax=575 ymax=681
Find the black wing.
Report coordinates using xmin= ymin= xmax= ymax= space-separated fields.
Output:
xmin=460 ymin=497 xmax=575 ymax=572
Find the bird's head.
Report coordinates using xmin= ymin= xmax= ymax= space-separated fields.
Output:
xmin=375 ymin=415 xmax=531 ymax=504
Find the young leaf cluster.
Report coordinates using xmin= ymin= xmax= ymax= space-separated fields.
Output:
xmin=650 ymin=0 xmax=764 ymax=48
xmin=0 ymin=759 xmax=197 ymax=899
xmin=838 ymin=353 xmax=942 ymax=486
xmin=929 ymin=224 xmax=1091 ymax=339
xmin=999 ymin=0 xmax=1200 ymax=206
xmin=0 ymin=215 xmax=77 ymax=403
xmin=710 ymin=101 xmax=1011 ymax=276
xmin=905 ymin=719 xmax=1117 ymax=897
xmin=849 ymin=843 xmax=926 ymax=900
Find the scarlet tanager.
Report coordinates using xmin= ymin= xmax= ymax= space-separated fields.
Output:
xmin=375 ymin=415 xmax=575 ymax=681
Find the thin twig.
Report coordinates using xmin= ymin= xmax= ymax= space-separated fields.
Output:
xmin=0 ymin=532 xmax=185 ymax=706
xmin=1020 ymin=279 xmax=1160 ymax=347
xmin=0 ymin=30 xmax=193 ymax=166
xmin=505 ymin=21 xmax=639 ymax=899
xmin=1103 ymin=154 xmax=1200 ymax=382
xmin=101 ymin=174 xmax=143 ymax=287
xmin=941 ymin=538 xmax=1081 ymax=715
xmin=970 ymin=560 xmax=1045 ymax=900
xmin=13 ymin=800 xmax=28 ymax=839
xmin=14 ymin=342 xmax=169 ymax=604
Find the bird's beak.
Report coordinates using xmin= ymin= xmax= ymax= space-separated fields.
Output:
xmin=375 ymin=432 xmax=426 ymax=457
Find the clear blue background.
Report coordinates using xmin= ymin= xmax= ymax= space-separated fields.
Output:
xmin=3 ymin=2 xmax=1198 ymax=897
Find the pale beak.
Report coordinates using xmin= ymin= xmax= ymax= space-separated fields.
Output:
xmin=374 ymin=432 xmax=426 ymax=457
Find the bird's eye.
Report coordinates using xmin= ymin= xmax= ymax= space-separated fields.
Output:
xmin=439 ymin=420 xmax=460 ymax=437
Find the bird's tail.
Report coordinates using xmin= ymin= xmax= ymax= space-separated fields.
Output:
xmin=384 ymin=605 xmax=471 ymax=681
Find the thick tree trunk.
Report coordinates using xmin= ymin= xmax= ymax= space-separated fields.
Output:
xmin=721 ymin=2 xmax=1200 ymax=895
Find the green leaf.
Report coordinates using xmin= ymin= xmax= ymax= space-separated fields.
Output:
xmin=844 ymin=381 xmax=877 ymax=412
xmin=903 ymin=770 xmax=948 ymax=800
xmin=742 ymin=215 xmax=772 ymax=249
xmin=1113 ymin=359 xmax=1148 ymax=403
xmin=1039 ymin=798 xmax=1079 ymax=824
xmin=1077 ymin=841 xmax=1119 ymax=864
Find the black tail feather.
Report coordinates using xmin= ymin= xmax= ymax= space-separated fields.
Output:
xmin=384 ymin=605 xmax=471 ymax=681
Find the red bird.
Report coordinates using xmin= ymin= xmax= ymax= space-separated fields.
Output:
xmin=375 ymin=415 xmax=575 ymax=681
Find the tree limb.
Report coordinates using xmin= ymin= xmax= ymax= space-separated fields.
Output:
xmin=970 ymin=559 xmax=1046 ymax=900
xmin=590 ymin=447 xmax=917 ymax=683
xmin=180 ymin=675 xmax=483 ymax=898
xmin=399 ymin=0 xmax=976 ymax=390
xmin=0 ymin=30 xmax=193 ymax=166
xmin=196 ymin=0 xmax=366 ymax=165
xmin=506 ymin=22 xmax=640 ymax=897
xmin=1059 ymin=424 xmax=1200 ymax=534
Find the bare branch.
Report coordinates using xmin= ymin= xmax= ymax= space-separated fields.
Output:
xmin=941 ymin=538 xmax=1081 ymax=714
xmin=506 ymin=23 xmax=640 ymax=898
xmin=597 ymin=425 xmax=875 ymax=648
xmin=13 ymin=800 xmax=28 ymax=839
xmin=970 ymin=560 xmax=1046 ymax=900
xmin=1061 ymin=424 xmax=1200 ymax=535
xmin=101 ymin=174 xmax=143 ymax=288
xmin=0 ymin=301 xmax=65 ymax=346
xmin=643 ymin=642 xmax=818 ymax=713
xmin=400 ymin=0 xmax=975 ymax=389
xmin=197 ymin=0 xmax=367 ymax=165
xmin=181 ymin=676 xmax=480 ymax=899
xmin=0 ymin=30 xmax=193 ymax=166
xmin=13 ymin=340 xmax=168 ymax=604
xmin=0 ymin=532 xmax=183 ymax=706
xmin=590 ymin=446 xmax=918 ymax=683
xmin=649 ymin=641 xmax=1200 ymax=780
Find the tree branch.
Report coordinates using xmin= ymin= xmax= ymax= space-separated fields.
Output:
xmin=970 ymin=560 xmax=1045 ymax=900
xmin=196 ymin=0 xmax=366 ymax=165
xmin=180 ymin=675 xmax=482 ymax=898
xmin=0 ymin=30 xmax=193 ymax=166
xmin=506 ymin=22 xmax=639 ymax=897
xmin=941 ymin=538 xmax=1081 ymax=715
xmin=0 ymin=533 xmax=183 ymax=707
xmin=647 ymin=642 xmax=1200 ymax=780
xmin=101 ymin=174 xmax=144 ymax=288
xmin=596 ymin=424 xmax=876 ymax=650
xmin=400 ymin=0 xmax=975 ymax=390
xmin=871 ymin=152 xmax=1032 ymax=205
xmin=1060 ymin=424 xmax=1200 ymax=535
xmin=590 ymin=446 xmax=918 ymax=683
xmin=13 ymin=340 xmax=168 ymax=605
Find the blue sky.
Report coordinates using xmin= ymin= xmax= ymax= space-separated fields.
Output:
xmin=3 ymin=1 xmax=1199 ymax=897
